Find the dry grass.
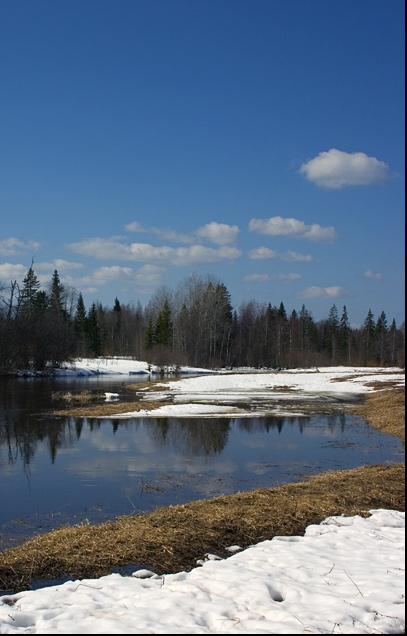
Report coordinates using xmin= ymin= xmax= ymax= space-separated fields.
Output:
xmin=1 ymin=383 xmax=404 ymax=594
xmin=350 ymin=383 xmax=405 ymax=441
xmin=53 ymin=400 xmax=172 ymax=417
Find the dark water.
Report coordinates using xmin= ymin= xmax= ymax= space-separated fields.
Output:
xmin=0 ymin=375 xmax=404 ymax=549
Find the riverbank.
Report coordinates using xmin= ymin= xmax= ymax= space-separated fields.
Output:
xmin=0 ymin=380 xmax=404 ymax=595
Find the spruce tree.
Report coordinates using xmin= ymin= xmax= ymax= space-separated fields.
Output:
xmin=339 ymin=305 xmax=351 ymax=363
xmin=375 ymin=311 xmax=389 ymax=365
xmin=362 ymin=309 xmax=375 ymax=364
xmin=87 ymin=303 xmax=102 ymax=357
xmin=19 ymin=265 xmax=41 ymax=320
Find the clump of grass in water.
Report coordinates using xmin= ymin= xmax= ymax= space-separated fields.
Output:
xmin=51 ymin=391 xmax=102 ymax=404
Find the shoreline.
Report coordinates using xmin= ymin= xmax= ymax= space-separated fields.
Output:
xmin=0 ymin=383 xmax=404 ymax=594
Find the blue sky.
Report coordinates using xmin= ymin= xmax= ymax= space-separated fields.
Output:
xmin=0 ymin=0 xmax=405 ymax=327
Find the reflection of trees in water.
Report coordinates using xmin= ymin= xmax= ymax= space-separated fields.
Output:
xmin=0 ymin=406 xmax=354 ymax=470
xmin=236 ymin=414 xmax=349 ymax=435
xmin=147 ymin=417 xmax=231 ymax=456
xmin=0 ymin=414 xmax=79 ymax=467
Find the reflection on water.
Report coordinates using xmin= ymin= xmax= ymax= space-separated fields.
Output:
xmin=0 ymin=377 xmax=404 ymax=548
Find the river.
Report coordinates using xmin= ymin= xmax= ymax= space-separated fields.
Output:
xmin=0 ymin=374 xmax=404 ymax=549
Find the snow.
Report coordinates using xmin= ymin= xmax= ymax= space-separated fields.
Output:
xmin=1 ymin=363 xmax=404 ymax=633
xmin=55 ymin=357 xmax=218 ymax=377
xmin=0 ymin=509 xmax=404 ymax=634
xmin=70 ymin=362 xmax=404 ymax=418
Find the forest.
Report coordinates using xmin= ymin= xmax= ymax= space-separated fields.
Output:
xmin=0 ymin=266 xmax=405 ymax=373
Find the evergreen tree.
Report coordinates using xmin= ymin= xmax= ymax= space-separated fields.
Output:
xmin=87 ymin=303 xmax=102 ymax=357
xmin=144 ymin=317 xmax=155 ymax=351
xmin=388 ymin=318 xmax=397 ymax=365
xmin=19 ymin=265 xmax=41 ymax=320
xmin=154 ymin=299 xmax=173 ymax=347
xmin=375 ymin=311 xmax=389 ymax=365
xmin=339 ymin=305 xmax=351 ymax=363
xmin=74 ymin=293 xmax=87 ymax=355
xmin=74 ymin=293 xmax=87 ymax=330
xmin=362 ymin=309 xmax=375 ymax=364
xmin=48 ymin=270 xmax=65 ymax=315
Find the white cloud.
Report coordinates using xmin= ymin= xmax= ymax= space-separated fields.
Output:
xmin=0 ymin=263 xmax=52 ymax=288
xmin=64 ymin=264 xmax=167 ymax=297
xmin=34 ymin=259 xmax=85 ymax=272
xmin=365 ymin=269 xmax=383 ymax=281
xmin=195 ymin=222 xmax=239 ymax=245
xmin=68 ymin=238 xmax=241 ymax=266
xmin=125 ymin=221 xmax=147 ymax=233
xmin=133 ymin=264 xmax=167 ymax=289
xmin=297 ymin=286 xmax=346 ymax=299
xmin=68 ymin=238 xmax=132 ymax=260
xmin=243 ymin=273 xmax=269 ymax=282
xmin=249 ymin=216 xmax=336 ymax=243
xmin=277 ymin=273 xmax=302 ymax=282
xmin=0 ymin=238 xmax=40 ymax=256
xmin=92 ymin=266 xmax=134 ymax=283
xmin=152 ymin=228 xmax=195 ymax=244
xmin=248 ymin=247 xmax=278 ymax=260
xmin=280 ymin=251 xmax=314 ymax=263
xmin=0 ymin=262 xmax=28 ymax=282
xmin=299 ymin=149 xmax=393 ymax=189
xmin=126 ymin=221 xmax=240 ymax=246
xmin=127 ymin=223 xmax=194 ymax=245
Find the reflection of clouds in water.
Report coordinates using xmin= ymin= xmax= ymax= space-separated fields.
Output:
xmin=240 ymin=440 xmax=266 ymax=449
xmin=245 ymin=462 xmax=274 ymax=475
xmin=240 ymin=439 xmax=299 ymax=451
xmin=246 ymin=459 xmax=317 ymax=476
xmin=191 ymin=475 xmax=238 ymax=499
xmin=62 ymin=452 xmax=238 ymax=482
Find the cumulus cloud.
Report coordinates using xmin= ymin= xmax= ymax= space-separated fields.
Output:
xmin=133 ymin=264 xmax=167 ymax=289
xmin=248 ymin=247 xmax=278 ymax=260
xmin=68 ymin=238 xmax=132 ymax=260
xmin=297 ymin=286 xmax=346 ymax=299
xmin=365 ymin=269 xmax=384 ymax=281
xmin=299 ymin=149 xmax=393 ymax=189
xmin=125 ymin=221 xmax=239 ymax=246
xmin=64 ymin=264 xmax=167 ymax=296
xmin=277 ymin=273 xmax=302 ymax=282
xmin=280 ymin=251 xmax=315 ymax=263
xmin=0 ymin=262 xmax=28 ymax=281
xmin=0 ymin=238 xmax=40 ymax=256
xmin=249 ymin=216 xmax=336 ymax=243
xmin=195 ymin=222 xmax=239 ymax=245
xmin=34 ymin=259 xmax=84 ymax=272
xmin=68 ymin=238 xmax=241 ymax=266
xmin=244 ymin=273 xmax=269 ymax=282
xmin=126 ymin=221 xmax=194 ymax=244
xmin=92 ymin=266 xmax=134 ymax=283
xmin=125 ymin=221 xmax=147 ymax=233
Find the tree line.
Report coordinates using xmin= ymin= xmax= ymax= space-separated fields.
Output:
xmin=0 ymin=266 xmax=405 ymax=373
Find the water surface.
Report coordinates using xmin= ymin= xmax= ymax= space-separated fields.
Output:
xmin=0 ymin=376 xmax=403 ymax=549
